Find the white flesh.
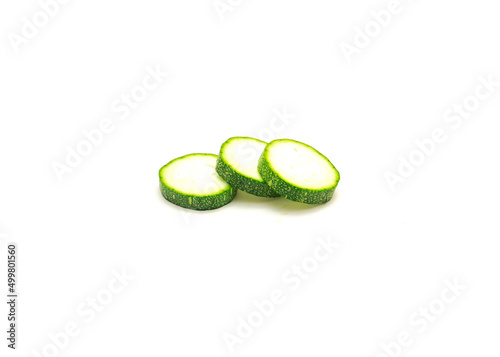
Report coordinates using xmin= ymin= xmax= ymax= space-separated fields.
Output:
xmin=222 ymin=138 xmax=266 ymax=181
xmin=267 ymin=141 xmax=337 ymax=189
xmin=161 ymin=155 xmax=230 ymax=195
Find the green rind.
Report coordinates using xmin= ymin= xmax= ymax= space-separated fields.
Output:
xmin=159 ymin=153 xmax=237 ymax=211
xmin=257 ymin=139 xmax=340 ymax=204
xmin=216 ymin=137 xmax=280 ymax=198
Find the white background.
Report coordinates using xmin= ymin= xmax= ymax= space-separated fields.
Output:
xmin=1 ymin=0 xmax=500 ymax=356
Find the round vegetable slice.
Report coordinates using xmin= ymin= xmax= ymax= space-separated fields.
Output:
xmin=216 ymin=137 xmax=280 ymax=198
xmin=258 ymin=139 xmax=340 ymax=204
xmin=159 ymin=153 xmax=236 ymax=210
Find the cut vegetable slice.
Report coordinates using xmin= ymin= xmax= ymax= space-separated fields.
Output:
xmin=258 ymin=139 xmax=340 ymax=204
xmin=159 ymin=153 xmax=237 ymax=210
xmin=216 ymin=137 xmax=280 ymax=198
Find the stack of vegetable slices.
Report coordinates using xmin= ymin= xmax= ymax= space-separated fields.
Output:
xmin=159 ymin=137 xmax=340 ymax=210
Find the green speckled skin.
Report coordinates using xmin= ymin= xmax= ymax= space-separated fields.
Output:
xmin=257 ymin=139 xmax=340 ymax=204
xmin=159 ymin=154 xmax=237 ymax=211
xmin=159 ymin=181 xmax=236 ymax=210
xmin=216 ymin=138 xmax=280 ymax=198
xmin=216 ymin=155 xmax=280 ymax=198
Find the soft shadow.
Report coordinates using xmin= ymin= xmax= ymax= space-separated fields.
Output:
xmin=233 ymin=190 xmax=336 ymax=213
